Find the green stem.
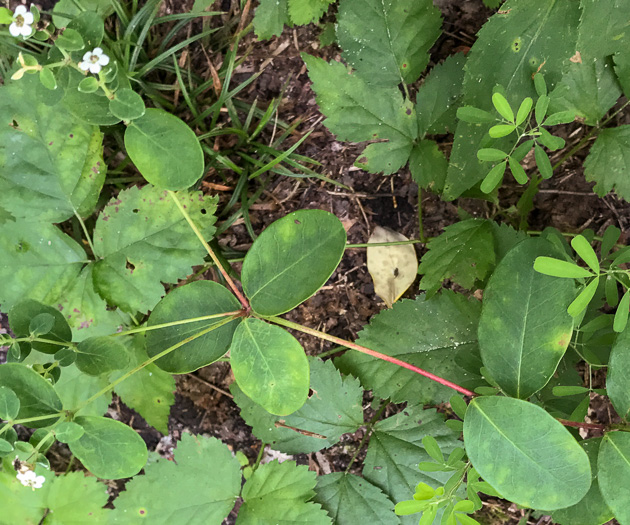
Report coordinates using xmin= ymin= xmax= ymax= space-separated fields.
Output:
xmin=252 ymin=442 xmax=266 ymax=472
xmin=8 ymin=337 xmax=76 ymax=349
xmin=112 ymin=310 xmax=243 ymax=337
xmin=418 ymin=188 xmax=427 ymax=243
xmin=73 ymin=210 xmax=96 ymax=258
xmin=0 ymin=413 xmax=62 ymax=436
xmin=345 ymin=400 xmax=388 ymax=473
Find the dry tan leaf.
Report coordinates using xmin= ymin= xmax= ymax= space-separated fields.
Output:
xmin=367 ymin=226 xmax=418 ymax=308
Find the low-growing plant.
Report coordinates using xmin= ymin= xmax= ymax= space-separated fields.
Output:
xmin=1 ymin=0 xmax=630 ymax=524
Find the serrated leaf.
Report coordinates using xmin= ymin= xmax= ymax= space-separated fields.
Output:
xmin=576 ymin=0 xmax=630 ymax=61
xmin=335 ymin=291 xmax=483 ymax=405
xmin=443 ymin=0 xmax=580 ymax=199
xmin=337 ymin=0 xmax=442 ymax=86
xmin=584 ymin=125 xmax=630 ymax=200
xmin=253 ymin=0 xmax=289 ymax=39
xmin=490 ymin=222 xmax=528 ymax=261
xmin=598 ymin=432 xmax=630 ymax=524
xmin=242 ymin=209 xmax=346 ymax=316
xmin=231 ymin=318 xmax=309 ymax=416
xmin=367 ymin=226 xmax=418 ymax=307
xmin=288 ymin=0 xmax=333 ymax=24
xmin=237 ymin=460 xmax=331 ymax=525
xmin=479 ymin=238 xmax=575 ymax=398
xmin=418 ymin=219 xmax=496 ymax=294
xmin=409 ymin=139 xmax=448 ymax=193
xmin=0 ymin=74 xmax=105 ymax=222
xmin=92 ymin=186 xmax=218 ymax=314
xmin=464 ymin=396 xmax=591 ymax=510
xmin=232 ymin=357 xmax=363 ymax=454
xmin=112 ymin=335 xmax=175 ymax=435
xmin=417 ymin=54 xmax=466 ymax=136
xmin=110 ymin=433 xmax=241 ymax=523
xmin=606 ymin=327 xmax=630 ymax=418
xmin=69 ymin=416 xmax=148 ymax=479
xmin=146 ymin=280 xmax=241 ymax=374
xmin=304 ymin=54 xmax=417 ymax=174
xmin=314 ymin=473 xmax=399 ymax=525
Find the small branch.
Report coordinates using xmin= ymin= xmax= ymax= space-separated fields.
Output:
xmin=73 ymin=209 xmax=96 ymax=258
xmin=112 ymin=310 xmax=244 ymax=337
xmin=265 ymin=316 xmax=477 ymax=398
xmin=168 ymin=190 xmax=250 ymax=311
xmin=557 ymin=418 xmax=608 ymax=431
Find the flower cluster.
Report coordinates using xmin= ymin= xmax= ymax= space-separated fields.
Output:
xmin=15 ymin=461 xmax=45 ymax=490
xmin=79 ymin=47 xmax=110 ymax=75
xmin=9 ymin=5 xmax=33 ymax=38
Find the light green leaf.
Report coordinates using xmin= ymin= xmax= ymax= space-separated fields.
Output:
xmin=232 ymin=357 xmax=363 ymax=453
xmin=584 ymin=125 xmax=630 ymax=200
xmin=335 ymin=291 xmax=482 ymax=405
xmin=314 ymin=473 xmax=399 ymax=525
xmin=480 ymin=161 xmax=507 ymax=193
xmin=124 ymin=109 xmax=204 ymax=190
xmin=544 ymin=110 xmax=577 ymax=126
xmin=253 ymin=0 xmax=289 ymax=39
xmin=354 ymin=140 xmax=415 ymax=175
xmin=571 ymin=235 xmax=600 ymax=273
xmin=479 ymin=238 xmax=575 ymax=398
xmin=598 ymin=431 xmax=630 ymax=524
xmin=337 ymin=0 xmax=442 ymax=86
xmin=303 ymin=54 xmax=417 ymax=174
xmin=52 ymin=0 xmax=114 ymax=27
xmin=55 ymin=422 xmax=85 ymax=443
xmin=288 ymin=0 xmax=333 ymax=25
xmin=606 ymin=327 xmax=630 ymax=418
xmin=515 ymin=97 xmax=533 ymax=126
xmin=552 ymin=438 xmax=614 ymax=525
xmin=613 ymin=290 xmax=630 ymax=332
xmin=109 ymin=88 xmax=146 ymax=121
xmin=416 ymin=54 xmax=467 ymax=136
xmin=78 ymin=77 xmax=99 ymax=94
xmin=464 ymin=396 xmax=591 ymax=510
xmin=456 ymin=106 xmax=496 ymax=124
xmin=0 ymin=387 xmax=20 ymax=421
xmin=92 ymin=186 xmax=218 ymax=314
xmin=418 ymin=219 xmax=496 ymax=294
xmin=508 ymin=155 xmax=528 ymax=184
xmin=110 ymin=433 xmax=241 ymax=524
xmin=0 ymin=74 xmax=106 ymax=222
xmin=409 ymin=140 xmax=448 ymax=193
xmin=534 ymin=144 xmax=553 ymax=179
xmin=230 ymin=318 xmax=309 ymax=416
xmin=492 ymin=92 xmax=514 ymax=122
xmin=75 ymin=336 xmax=129 ymax=376
xmin=145 ymin=280 xmax=241 ymax=374
xmin=0 ymin=364 xmax=62 ymax=427
xmin=568 ymin=277 xmax=600 ymax=317
xmin=55 ymin=28 xmax=85 ymax=51
xmin=533 ymin=256 xmax=594 ymax=278
xmin=69 ymin=416 xmax=148 ymax=479
xmin=443 ymin=0 xmax=580 ymax=199
xmin=488 ymin=124 xmax=515 ymax=138
xmin=477 ymin=148 xmax=508 ymax=162
xmin=112 ymin=335 xmax=175 ymax=435
xmin=237 ymin=460 xmax=331 ymax=525
xmin=242 ymin=209 xmax=346 ymax=316
xmin=9 ymin=299 xmax=72 ymax=355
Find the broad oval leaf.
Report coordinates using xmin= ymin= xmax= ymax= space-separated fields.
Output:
xmin=241 ymin=209 xmax=346 ymax=316
xmin=75 ymin=336 xmax=129 ymax=376
xmin=606 ymin=328 xmax=630 ymax=419
xmin=69 ymin=416 xmax=148 ymax=479
xmin=124 ymin=108 xmax=204 ymax=190
xmin=55 ymin=421 xmax=85 ymax=443
xmin=464 ymin=396 xmax=591 ymax=510
xmin=146 ymin=280 xmax=241 ymax=374
xmin=9 ymin=300 xmax=72 ymax=355
xmin=0 ymin=363 xmax=62 ymax=427
xmin=109 ymin=88 xmax=145 ymax=121
xmin=0 ymin=386 xmax=20 ymax=420
xmin=598 ymin=432 xmax=630 ymax=524
xmin=230 ymin=318 xmax=309 ymax=416
xmin=479 ymin=238 xmax=575 ymax=399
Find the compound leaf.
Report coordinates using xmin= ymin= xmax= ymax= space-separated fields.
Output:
xmin=92 ymin=186 xmax=218 ymax=314
xmin=232 ymin=357 xmax=363 ymax=454
xmin=464 ymin=396 xmax=591 ymax=510
xmin=598 ymin=431 xmax=630 ymax=524
xmin=335 ymin=291 xmax=482 ymax=405
xmin=111 ymin=433 xmax=241 ymax=524
xmin=584 ymin=125 xmax=630 ymax=201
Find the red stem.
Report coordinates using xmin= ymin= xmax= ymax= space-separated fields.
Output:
xmin=557 ymin=418 xmax=608 ymax=431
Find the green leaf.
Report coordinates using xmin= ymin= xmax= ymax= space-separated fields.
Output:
xmin=568 ymin=277 xmax=600 ymax=317
xmin=232 ymin=357 xmax=363 ymax=454
xmin=354 ymin=140 xmax=415 ymax=175
xmin=491 ymin=92 xmax=514 ymax=122
xmin=336 ymin=291 xmax=482 ymax=405
xmin=253 ymin=0 xmax=289 ymax=39
xmin=69 ymin=416 xmax=148 ymax=479
xmin=109 ymin=88 xmax=146 ymax=121
xmin=75 ymin=336 xmax=129 ymax=376
xmin=538 ymin=128 xmax=565 ymax=151
xmin=314 ymin=473 xmax=399 ymax=525
xmin=606 ymin=327 xmax=630 ymax=418
xmin=535 ymin=94 xmax=550 ymax=125
xmin=230 ymin=318 xmax=309 ymax=416
xmin=479 ymin=238 xmax=575 ymax=398
xmin=303 ymin=54 xmax=417 ymax=174
xmin=544 ymin=110 xmax=577 ymax=126
xmin=124 ymin=109 xmax=204 ymax=190
xmin=242 ymin=209 xmax=346 ymax=316
xmin=456 ymin=106 xmax=496 ymax=124
xmin=601 ymin=225 xmax=621 ymax=259
xmin=598 ymin=432 xmax=630 ymax=524
xmin=613 ymin=290 xmax=630 ymax=332
xmin=584 ymin=125 xmax=630 ymax=200
xmin=552 ymin=386 xmax=589 ymax=397
xmin=552 ymin=437 xmax=613 ymax=525
xmin=55 ymin=421 xmax=85 ymax=443
xmin=0 ymin=364 xmax=62 ymax=427
xmin=0 ymin=74 xmax=106 ymax=222
xmin=416 ymin=54 xmax=466 ymax=136
xmin=66 ymin=11 xmax=104 ymax=48
xmin=0 ymin=387 xmax=20 ymax=421
xmin=534 ymin=73 xmax=547 ymax=96
xmin=9 ymin=299 xmax=72 ymax=355
xmin=0 ymin=439 xmax=13 ymax=456
xmin=480 ymin=161 xmax=507 ymax=193
xmin=576 ymin=0 xmax=630 ymax=61
xmin=477 ymin=148 xmax=508 ymax=162
xmin=571 ymin=235 xmax=600 ymax=273
xmin=418 ymin=219 xmax=496 ymax=294
xmin=52 ymin=0 xmax=114 ymax=27
xmin=508 ymin=155 xmax=528 ymax=184
xmin=288 ymin=0 xmax=333 ymax=24
xmin=363 ymin=406 xmax=462 ymax=523
xmin=0 ymin=7 xmax=12 ymax=24
xmin=533 ymin=256 xmax=594 ymax=278
xmin=515 ymin=97 xmax=533 ymax=126
xmin=44 ymin=471 xmax=110 ymax=522
xmin=443 ymin=0 xmax=580 ymax=199
xmin=110 ymin=433 xmax=241 ymax=524
xmin=548 ymin=58 xmax=622 ymax=125
xmin=615 ymin=49 xmax=630 ymax=99
xmin=464 ymin=396 xmax=591 ymax=510
xmin=111 ymin=335 xmax=175 ymax=435
xmin=488 ymin=124 xmax=516 ymax=138
xmin=337 ymin=0 xmax=442 ymax=86
xmin=534 ymin=144 xmax=553 ymax=179
xmin=237 ymin=460 xmax=330 ymax=525
xmin=78 ymin=77 xmax=99 ymax=93
xmin=56 ymin=28 xmax=85 ymax=51
xmin=146 ymin=280 xmax=241 ymax=373
xmin=61 ymin=69 xmax=121 ymax=126
xmin=29 ymin=313 xmax=56 ymax=337
xmin=46 ymin=363 xmax=111 ymax=417
xmin=409 ymin=140 xmax=448 ymax=193
xmin=39 ymin=68 xmax=57 ymax=90
xmin=92 ymin=186 xmax=218 ymax=314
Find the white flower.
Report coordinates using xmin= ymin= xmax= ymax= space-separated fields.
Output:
xmin=9 ymin=5 xmax=34 ymax=38
xmin=16 ymin=469 xmax=45 ymax=490
xmin=79 ymin=47 xmax=110 ymax=75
